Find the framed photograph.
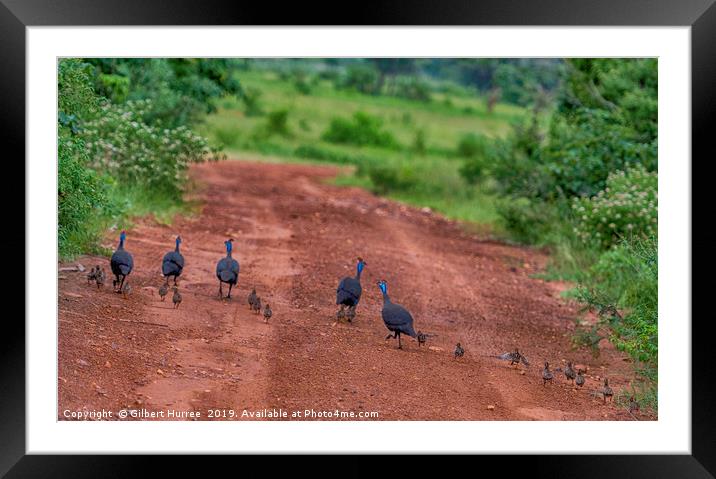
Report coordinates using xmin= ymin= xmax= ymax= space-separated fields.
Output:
xmin=5 ymin=0 xmax=712 ymax=475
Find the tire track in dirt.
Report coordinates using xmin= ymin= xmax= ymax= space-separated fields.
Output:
xmin=58 ymin=159 xmax=652 ymax=421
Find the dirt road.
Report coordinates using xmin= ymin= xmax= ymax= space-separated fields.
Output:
xmin=58 ymin=159 xmax=651 ymax=420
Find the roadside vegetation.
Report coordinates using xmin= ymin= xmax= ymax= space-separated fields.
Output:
xmin=59 ymin=57 xmax=658 ymax=409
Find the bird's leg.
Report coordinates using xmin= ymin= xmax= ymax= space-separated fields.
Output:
xmin=118 ymin=275 xmax=125 ymax=294
xmin=397 ymin=332 xmax=402 ymax=350
xmin=227 ymin=283 xmax=233 ymax=299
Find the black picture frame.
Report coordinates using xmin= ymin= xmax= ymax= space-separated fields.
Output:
xmin=3 ymin=0 xmax=712 ymax=476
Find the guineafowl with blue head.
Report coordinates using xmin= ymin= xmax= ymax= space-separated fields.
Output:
xmin=336 ymin=257 xmax=366 ymax=321
xmin=216 ymin=239 xmax=239 ymax=299
xmin=377 ymin=279 xmax=417 ymax=349
xmin=162 ymin=236 xmax=185 ymax=286
xmin=110 ymin=231 xmax=133 ymax=293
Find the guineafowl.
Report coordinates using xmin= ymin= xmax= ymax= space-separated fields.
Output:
xmin=247 ymin=287 xmax=257 ymax=310
xmin=345 ymin=305 xmax=356 ymax=323
xmin=253 ymin=296 xmax=262 ymax=315
xmin=576 ymin=369 xmax=586 ymax=388
xmin=565 ymin=361 xmax=577 ymax=384
xmin=95 ymin=267 xmax=105 ymax=289
xmin=121 ymin=281 xmax=132 ymax=299
xmin=172 ymin=286 xmax=182 ymax=309
xmin=110 ymin=231 xmax=134 ymax=293
xmin=263 ymin=303 xmax=272 ymax=323
xmin=602 ymin=378 xmax=614 ymax=403
xmin=216 ymin=239 xmax=239 ymax=299
xmin=336 ymin=307 xmax=346 ymax=322
xmin=542 ymin=362 xmax=554 ymax=386
xmin=162 ymin=236 xmax=185 ymax=286
xmin=454 ymin=343 xmax=465 ymax=358
xmin=377 ymin=280 xmax=417 ymax=350
xmin=159 ymin=281 xmax=169 ymax=301
xmin=336 ymin=258 xmax=366 ymax=319
xmin=417 ymin=331 xmax=427 ymax=347
xmin=491 ymin=349 xmax=530 ymax=367
xmin=87 ymin=266 xmax=97 ymax=285
xmin=629 ymin=396 xmax=640 ymax=413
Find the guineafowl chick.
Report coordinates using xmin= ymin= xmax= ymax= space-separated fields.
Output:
xmin=336 ymin=307 xmax=346 ymax=322
xmin=417 ymin=331 xmax=427 ymax=347
xmin=601 ymin=378 xmax=614 ymax=403
xmin=263 ymin=303 xmax=272 ymax=323
xmin=253 ymin=296 xmax=262 ymax=315
xmin=454 ymin=343 xmax=465 ymax=359
xmin=121 ymin=281 xmax=132 ymax=299
xmin=576 ymin=369 xmax=586 ymax=388
xmin=345 ymin=305 xmax=356 ymax=323
xmin=493 ymin=349 xmax=530 ymax=367
xmin=542 ymin=362 xmax=554 ymax=386
xmin=159 ymin=282 xmax=169 ymax=301
xmin=565 ymin=361 xmax=577 ymax=384
xmin=248 ymin=287 xmax=257 ymax=310
xmin=629 ymin=396 xmax=640 ymax=413
xmin=87 ymin=266 xmax=97 ymax=285
xmin=95 ymin=267 xmax=106 ymax=289
xmin=172 ymin=286 xmax=182 ymax=309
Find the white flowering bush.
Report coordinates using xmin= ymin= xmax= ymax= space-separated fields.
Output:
xmin=80 ymin=99 xmax=224 ymax=196
xmin=572 ymin=165 xmax=657 ymax=248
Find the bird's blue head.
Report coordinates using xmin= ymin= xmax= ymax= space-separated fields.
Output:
xmin=176 ymin=236 xmax=182 ymax=246
xmin=225 ymin=239 xmax=233 ymax=253
xmin=356 ymin=257 xmax=366 ymax=274
xmin=377 ymin=280 xmax=387 ymax=295
xmin=119 ymin=231 xmax=126 ymax=244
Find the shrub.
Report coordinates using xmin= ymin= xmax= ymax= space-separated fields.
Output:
xmin=412 ymin=129 xmax=427 ymax=155
xmin=322 ymin=112 xmax=398 ymax=148
xmin=266 ymin=109 xmax=292 ymax=137
xmin=572 ymin=235 xmax=657 ymax=379
xmin=58 ymin=134 xmax=110 ymax=258
xmin=392 ymin=76 xmax=432 ymax=102
xmin=242 ymin=86 xmax=263 ymax=116
xmin=367 ymin=163 xmax=418 ymax=194
xmin=495 ymin=197 xmax=560 ymax=245
xmin=572 ymin=166 xmax=657 ymax=249
xmin=457 ymin=134 xmax=493 ymax=184
xmin=80 ymin=99 xmax=222 ymax=197
xmin=340 ymin=65 xmax=379 ymax=94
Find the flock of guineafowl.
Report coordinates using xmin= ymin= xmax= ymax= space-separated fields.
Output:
xmin=84 ymin=230 xmax=629 ymax=409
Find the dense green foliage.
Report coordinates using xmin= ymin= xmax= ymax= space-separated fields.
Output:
xmin=58 ymin=58 xmax=237 ymax=259
xmin=459 ymin=58 xmax=659 ymax=405
xmin=322 ymin=112 xmax=399 ymax=148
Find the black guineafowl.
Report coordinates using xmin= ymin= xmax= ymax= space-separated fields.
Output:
xmin=336 ymin=258 xmax=366 ymax=319
xmin=110 ymin=231 xmax=133 ymax=293
xmin=216 ymin=239 xmax=239 ymax=299
xmin=162 ymin=236 xmax=185 ymax=286
xmin=377 ymin=280 xmax=417 ymax=350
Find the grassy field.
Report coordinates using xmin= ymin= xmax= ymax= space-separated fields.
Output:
xmin=198 ymin=70 xmax=527 ymax=229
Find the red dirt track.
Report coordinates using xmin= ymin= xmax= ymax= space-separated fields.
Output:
xmin=58 ymin=159 xmax=652 ymax=420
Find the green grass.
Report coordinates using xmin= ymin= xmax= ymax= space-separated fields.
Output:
xmin=199 ymin=69 xmax=523 ymax=232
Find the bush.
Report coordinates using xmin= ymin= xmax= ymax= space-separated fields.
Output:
xmin=322 ymin=112 xmax=398 ymax=148
xmin=340 ymin=65 xmax=379 ymax=94
xmin=392 ymin=76 xmax=432 ymax=102
xmin=495 ymin=197 xmax=560 ymax=245
xmin=58 ymin=134 xmax=111 ymax=258
xmin=412 ymin=129 xmax=427 ymax=155
xmin=80 ymin=99 xmax=222 ymax=197
xmin=572 ymin=166 xmax=657 ymax=249
xmin=572 ymin=235 xmax=657 ymax=379
xmin=457 ymin=133 xmax=492 ymax=184
xmin=242 ymin=86 xmax=263 ymax=116
xmin=367 ymin=163 xmax=418 ymax=194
